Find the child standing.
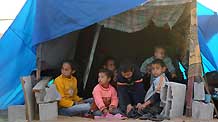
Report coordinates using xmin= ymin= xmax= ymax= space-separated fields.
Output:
xmin=116 ymin=61 xmax=145 ymax=116
xmin=54 ymin=61 xmax=91 ymax=116
xmin=140 ymin=46 xmax=176 ymax=79
xmin=92 ymin=69 xmax=119 ymax=116
xmin=137 ymin=59 xmax=169 ymax=117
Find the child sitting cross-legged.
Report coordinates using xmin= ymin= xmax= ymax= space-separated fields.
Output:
xmin=116 ymin=60 xmax=145 ymax=118
xmin=54 ymin=60 xmax=92 ymax=117
xmin=91 ymin=69 xmax=121 ymax=116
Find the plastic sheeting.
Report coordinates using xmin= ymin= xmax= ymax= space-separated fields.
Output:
xmin=0 ymin=0 xmax=36 ymax=109
xmin=0 ymin=0 xmax=147 ymax=109
xmin=197 ymin=2 xmax=218 ymax=73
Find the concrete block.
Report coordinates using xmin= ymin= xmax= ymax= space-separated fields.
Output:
xmin=39 ymin=102 xmax=58 ymax=120
xmin=160 ymin=82 xmax=186 ymax=118
xmin=33 ymin=79 xmax=49 ymax=104
xmin=44 ymin=84 xmax=61 ymax=103
xmin=8 ymin=105 xmax=26 ymax=122
xmin=194 ymin=82 xmax=205 ymax=101
xmin=192 ymin=101 xmax=214 ymax=120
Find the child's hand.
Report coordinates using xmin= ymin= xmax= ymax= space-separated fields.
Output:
xmin=136 ymin=103 xmax=144 ymax=111
xmin=171 ymin=73 xmax=177 ymax=79
xmin=109 ymin=105 xmax=116 ymax=113
xmin=75 ymin=100 xmax=84 ymax=105
xmin=136 ymin=103 xmax=142 ymax=109
xmin=126 ymin=104 xmax=133 ymax=114
xmin=102 ymin=108 xmax=109 ymax=115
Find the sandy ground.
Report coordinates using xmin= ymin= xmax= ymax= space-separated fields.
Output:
xmin=32 ymin=116 xmax=218 ymax=122
xmin=1 ymin=110 xmax=218 ymax=122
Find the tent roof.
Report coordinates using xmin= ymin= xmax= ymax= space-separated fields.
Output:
xmin=100 ymin=0 xmax=191 ymax=32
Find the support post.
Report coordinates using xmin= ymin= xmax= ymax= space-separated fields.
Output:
xmin=83 ymin=25 xmax=101 ymax=89
xmin=185 ymin=0 xmax=203 ymax=117
xmin=36 ymin=44 xmax=42 ymax=81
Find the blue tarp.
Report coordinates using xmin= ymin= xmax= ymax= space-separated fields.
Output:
xmin=0 ymin=0 xmax=146 ymax=109
xmin=197 ymin=2 xmax=218 ymax=73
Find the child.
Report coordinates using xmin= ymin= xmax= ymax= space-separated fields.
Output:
xmin=140 ymin=46 xmax=176 ymax=79
xmin=137 ymin=59 xmax=169 ymax=117
xmin=92 ymin=69 xmax=119 ymax=116
xmin=116 ymin=60 xmax=145 ymax=116
xmin=54 ymin=60 xmax=91 ymax=116
xmin=102 ymin=57 xmax=118 ymax=88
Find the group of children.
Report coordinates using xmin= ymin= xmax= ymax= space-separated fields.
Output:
xmin=53 ymin=46 xmax=176 ymax=119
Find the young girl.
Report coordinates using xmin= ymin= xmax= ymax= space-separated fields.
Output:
xmin=54 ymin=60 xmax=91 ymax=116
xmin=92 ymin=69 xmax=119 ymax=116
xmin=137 ymin=59 xmax=169 ymax=117
xmin=116 ymin=60 xmax=145 ymax=117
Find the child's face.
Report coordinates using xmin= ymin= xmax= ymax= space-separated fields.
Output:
xmin=98 ymin=72 xmax=111 ymax=86
xmin=104 ymin=60 xmax=116 ymax=71
xmin=121 ymin=70 xmax=133 ymax=79
xmin=61 ymin=63 xmax=74 ymax=77
xmin=151 ymin=64 xmax=165 ymax=77
xmin=154 ymin=48 xmax=165 ymax=59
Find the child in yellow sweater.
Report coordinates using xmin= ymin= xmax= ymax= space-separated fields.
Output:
xmin=54 ymin=61 xmax=91 ymax=116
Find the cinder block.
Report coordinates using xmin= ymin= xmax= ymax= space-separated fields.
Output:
xmin=161 ymin=82 xmax=186 ymax=118
xmin=194 ymin=82 xmax=205 ymax=101
xmin=33 ymin=79 xmax=49 ymax=104
xmin=8 ymin=105 xmax=26 ymax=122
xmin=192 ymin=101 xmax=214 ymax=120
xmin=44 ymin=84 xmax=61 ymax=103
xmin=39 ymin=102 xmax=58 ymax=120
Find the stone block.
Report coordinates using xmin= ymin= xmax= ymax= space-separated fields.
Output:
xmin=8 ymin=105 xmax=26 ymax=122
xmin=39 ymin=102 xmax=58 ymax=120
xmin=192 ymin=101 xmax=214 ymax=120
xmin=161 ymin=82 xmax=186 ymax=118
xmin=194 ymin=82 xmax=205 ymax=101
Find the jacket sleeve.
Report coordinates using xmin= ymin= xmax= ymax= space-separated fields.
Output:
xmin=54 ymin=79 xmax=74 ymax=107
xmin=165 ymin=57 xmax=176 ymax=73
xmin=110 ymin=87 xmax=118 ymax=107
xmin=156 ymin=76 xmax=165 ymax=93
xmin=140 ymin=57 xmax=153 ymax=73
xmin=92 ymin=88 xmax=106 ymax=111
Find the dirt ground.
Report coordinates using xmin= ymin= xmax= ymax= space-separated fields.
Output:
xmin=1 ymin=109 xmax=218 ymax=122
xmin=32 ymin=116 xmax=218 ymax=122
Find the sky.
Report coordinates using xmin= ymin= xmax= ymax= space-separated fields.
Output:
xmin=0 ymin=0 xmax=26 ymax=37
xmin=198 ymin=0 xmax=218 ymax=13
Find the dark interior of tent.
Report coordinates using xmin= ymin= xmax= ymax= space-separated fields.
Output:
xmin=36 ymin=6 xmax=191 ymax=98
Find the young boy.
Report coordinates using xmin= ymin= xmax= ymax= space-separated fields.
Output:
xmin=137 ymin=59 xmax=169 ymax=117
xmin=54 ymin=61 xmax=91 ymax=116
xmin=116 ymin=60 xmax=145 ymax=117
xmin=140 ymin=46 xmax=176 ymax=79
xmin=92 ymin=69 xmax=119 ymax=116
xmin=102 ymin=57 xmax=117 ymax=88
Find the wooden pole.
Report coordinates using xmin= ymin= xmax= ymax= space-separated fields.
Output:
xmin=185 ymin=0 xmax=202 ymax=117
xmin=36 ymin=44 xmax=42 ymax=81
xmin=83 ymin=25 xmax=101 ymax=89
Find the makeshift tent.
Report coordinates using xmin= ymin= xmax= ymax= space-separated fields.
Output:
xmin=0 ymin=0 xmax=217 ymax=117
xmin=0 ymin=0 xmax=147 ymax=109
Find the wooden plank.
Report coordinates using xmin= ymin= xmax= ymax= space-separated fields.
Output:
xmin=186 ymin=76 xmax=194 ymax=117
xmin=21 ymin=76 xmax=35 ymax=121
